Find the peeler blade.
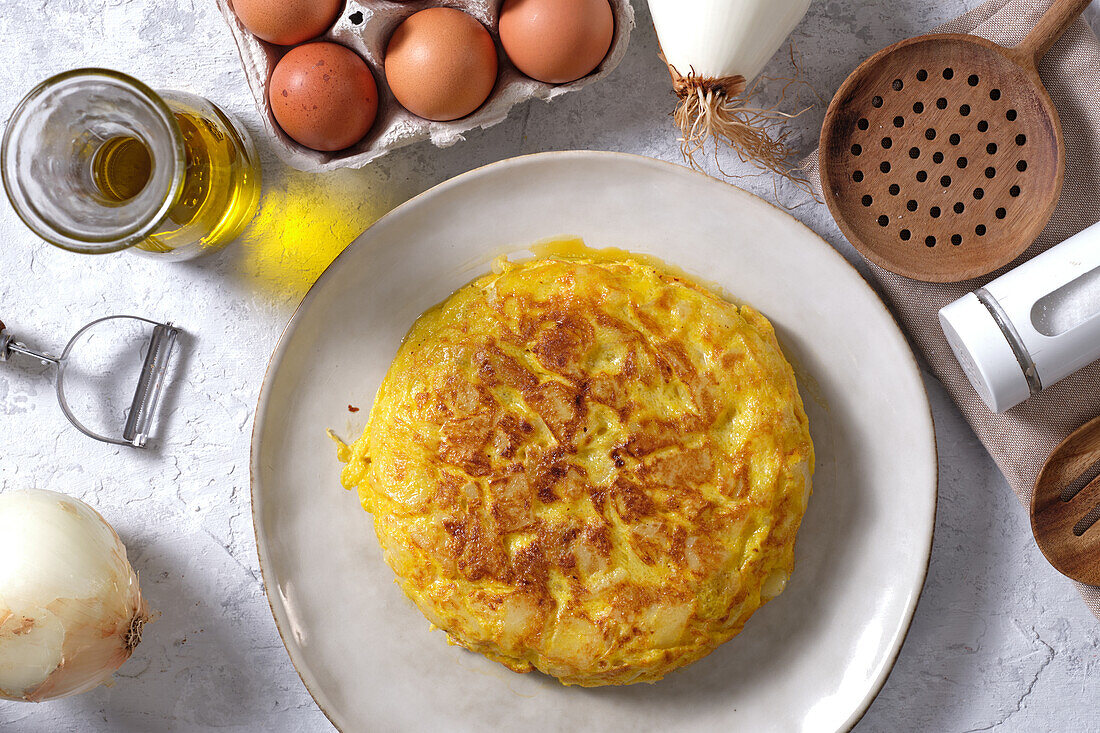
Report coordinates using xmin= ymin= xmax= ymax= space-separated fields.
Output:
xmin=122 ymin=322 xmax=179 ymax=448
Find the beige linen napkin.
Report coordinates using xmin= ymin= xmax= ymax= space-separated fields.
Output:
xmin=803 ymin=0 xmax=1100 ymax=618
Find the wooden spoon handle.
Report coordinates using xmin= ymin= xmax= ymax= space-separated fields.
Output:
xmin=1014 ymin=0 xmax=1092 ymax=66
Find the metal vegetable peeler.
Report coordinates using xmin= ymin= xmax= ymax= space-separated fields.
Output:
xmin=0 ymin=316 xmax=179 ymax=447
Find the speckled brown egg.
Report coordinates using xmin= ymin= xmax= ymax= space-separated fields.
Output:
xmin=384 ymin=8 xmax=499 ymax=122
xmin=233 ymin=0 xmax=344 ymax=46
xmin=499 ymin=0 xmax=614 ymax=84
xmin=269 ymin=42 xmax=378 ymax=152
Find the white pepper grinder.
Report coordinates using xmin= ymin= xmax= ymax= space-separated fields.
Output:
xmin=939 ymin=221 xmax=1100 ymax=413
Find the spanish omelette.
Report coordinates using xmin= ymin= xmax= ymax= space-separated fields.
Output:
xmin=336 ymin=246 xmax=814 ymax=686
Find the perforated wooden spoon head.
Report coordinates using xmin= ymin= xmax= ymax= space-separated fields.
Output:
xmin=820 ymin=0 xmax=1090 ymax=282
xmin=1032 ymin=415 xmax=1100 ymax=585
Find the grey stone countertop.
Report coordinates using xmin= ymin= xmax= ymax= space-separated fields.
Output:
xmin=2 ymin=1 xmax=1100 ymax=731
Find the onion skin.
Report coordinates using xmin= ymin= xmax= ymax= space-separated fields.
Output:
xmin=0 ymin=490 xmax=152 ymax=702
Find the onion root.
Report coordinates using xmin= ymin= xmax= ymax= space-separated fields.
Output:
xmin=667 ymin=62 xmax=810 ymax=189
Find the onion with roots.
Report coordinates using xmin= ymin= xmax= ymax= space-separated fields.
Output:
xmin=648 ymin=0 xmax=813 ymax=179
xmin=0 ymin=489 xmax=151 ymax=702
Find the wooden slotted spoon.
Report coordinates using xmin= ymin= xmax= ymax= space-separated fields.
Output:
xmin=1032 ymin=415 xmax=1100 ymax=585
xmin=819 ymin=0 xmax=1091 ymax=282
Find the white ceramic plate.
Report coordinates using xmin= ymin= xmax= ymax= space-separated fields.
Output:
xmin=251 ymin=152 xmax=937 ymax=733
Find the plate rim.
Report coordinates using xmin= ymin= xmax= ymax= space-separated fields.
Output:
xmin=250 ymin=150 xmax=939 ymax=733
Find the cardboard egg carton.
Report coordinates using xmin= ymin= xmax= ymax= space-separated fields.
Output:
xmin=216 ymin=0 xmax=636 ymax=172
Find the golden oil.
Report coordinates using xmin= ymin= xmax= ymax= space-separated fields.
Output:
xmin=93 ymin=136 xmax=152 ymax=202
xmin=90 ymin=92 xmax=261 ymax=257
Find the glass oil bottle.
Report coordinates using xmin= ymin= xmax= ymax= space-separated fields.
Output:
xmin=1 ymin=69 xmax=261 ymax=260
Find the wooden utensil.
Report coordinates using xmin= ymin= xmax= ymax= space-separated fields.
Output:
xmin=1032 ymin=415 xmax=1100 ymax=585
xmin=819 ymin=0 xmax=1091 ymax=283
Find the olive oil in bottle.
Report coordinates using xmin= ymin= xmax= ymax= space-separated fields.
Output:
xmin=92 ymin=135 xmax=152 ymax=202
xmin=90 ymin=91 xmax=261 ymax=257
xmin=2 ymin=70 xmax=260 ymax=259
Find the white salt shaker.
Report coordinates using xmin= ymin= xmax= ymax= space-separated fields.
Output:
xmin=939 ymin=221 xmax=1100 ymax=413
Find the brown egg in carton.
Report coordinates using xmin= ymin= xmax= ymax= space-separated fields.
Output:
xmin=216 ymin=0 xmax=636 ymax=172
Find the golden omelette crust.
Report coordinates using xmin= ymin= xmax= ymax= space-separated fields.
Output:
xmin=338 ymin=255 xmax=814 ymax=686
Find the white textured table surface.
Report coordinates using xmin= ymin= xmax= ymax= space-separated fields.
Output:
xmin=2 ymin=1 xmax=1100 ymax=731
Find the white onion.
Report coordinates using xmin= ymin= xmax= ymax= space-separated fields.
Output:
xmin=649 ymin=0 xmax=812 ymax=85
xmin=0 ymin=489 xmax=151 ymax=702
xmin=647 ymin=0 xmax=813 ymax=180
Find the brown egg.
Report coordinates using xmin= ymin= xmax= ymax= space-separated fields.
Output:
xmin=233 ymin=0 xmax=344 ymax=46
xmin=269 ymin=43 xmax=379 ymax=152
xmin=499 ymin=0 xmax=614 ymax=84
xmin=385 ymin=8 xmax=498 ymax=122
